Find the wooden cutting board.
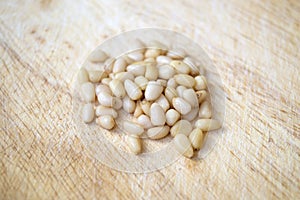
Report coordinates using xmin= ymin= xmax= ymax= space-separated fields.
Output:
xmin=1 ymin=0 xmax=299 ymax=199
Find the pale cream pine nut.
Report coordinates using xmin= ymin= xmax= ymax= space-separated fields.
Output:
xmin=182 ymin=106 xmax=199 ymax=121
xmin=164 ymin=87 xmax=178 ymax=104
xmin=113 ymin=97 xmax=123 ymax=110
xmin=113 ymin=57 xmax=127 ymax=73
xmin=137 ymin=114 xmax=153 ymax=129
xmin=88 ymin=49 xmax=108 ymax=63
xmin=167 ymin=78 xmax=177 ymax=88
xmin=176 ymin=85 xmax=187 ymax=97
xmin=101 ymin=77 xmax=112 ymax=86
xmin=194 ymin=75 xmax=207 ymax=90
xmin=183 ymin=89 xmax=199 ymax=108
xmin=170 ymin=120 xmax=193 ymax=137
xmin=133 ymin=102 xmax=143 ymax=118
xmin=95 ymin=105 xmax=118 ymax=118
xmin=156 ymin=56 xmax=172 ymax=64
xmin=104 ymin=57 xmax=115 ymax=73
xmin=147 ymin=126 xmax=170 ymax=140
xmin=183 ymin=57 xmax=199 ymax=76
xmin=82 ymin=103 xmax=95 ymax=123
xmin=134 ymin=76 xmax=148 ymax=90
xmin=196 ymin=90 xmax=208 ymax=103
xmin=109 ymin=79 xmax=126 ymax=98
xmin=88 ymin=70 xmax=108 ymax=83
xmin=195 ymin=119 xmax=221 ymax=131
xmin=127 ymin=63 xmax=146 ymax=76
xmin=124 ymin=79 xmax=143 ymax=100
xmin=127 ymin=51 xmax=144 ymax=62
xmin=81 ymin=82 xmax=95 ymax=102
xmin=189 ymin=128 xmax=204 ymax=149
xmin=96 ymin=115 xmax=115 ymax=130
xmin=174 ymin=74 xmax=195 ymax=88
xmin=155 ymin=94 xmax=170 ymax=112
xmin=114 ymin=72 xmax=135 ymax=82
xmin=145 ymin=63 xmax=159 ymax=80
xmin=173 ymin=134 xmax=193 ymax=158
xmin=158 ymin=64 xmax=176 ymax=80
xmin=144 ymin=81 xmax=164 ymax=101
xmin=170 ymin=60 xmax=190 ymax=74
xmin=167 ymin=47 xmax=186 ymax=59
xmin=156 ymin=79 xmax=167 ymax=87
xmin=145 ymin=49 xmax=161 ymax=58
xmin=140 ymin=100 xmax=151 ymax=116
xmin=166 ymin=109 xmax=180 ymax=126
xmin=97 ymin=92 xmax=116 ymax=107
xmin=150 ymin=103 xmax=166 ymax=126
xmin=123 ymin=96 xmax=136 ymax=113
xmin=172 ymin=97 xmax=191 ymax=115
xmin=198 ymin=101 xmax=212 ymax=119
xmin=77 ymin=67 xmax=89 ymax=84
xmin=144 ymin=57 xmax=156 ymax=63
xmin=95 ymin=84 xmax=112 ymax=96
xmin=148 ymin=41 xmax=168 ymax=54
xmin=127 ymin=135 xmax=142 ymax=154
xmin=123 ymin=121 xmax=144 ymax=136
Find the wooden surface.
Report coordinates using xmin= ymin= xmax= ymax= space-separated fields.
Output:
xmin=1 ymin=0 xmax=299 ymax=199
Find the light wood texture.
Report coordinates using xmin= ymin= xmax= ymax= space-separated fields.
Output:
xmin=1 ymin=0 xmax=299 ymax=199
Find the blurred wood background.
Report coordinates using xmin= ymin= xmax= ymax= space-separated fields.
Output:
xmin=0 ymin=0 xmax=299 ymax=199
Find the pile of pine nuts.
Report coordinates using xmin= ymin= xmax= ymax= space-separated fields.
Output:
xmin=78 ymin=42 xmax=221 ymax=158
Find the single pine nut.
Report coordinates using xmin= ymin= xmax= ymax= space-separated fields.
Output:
xmin=144 ymin=81 xmax=164 ymax=101
xmin=198 ymin=101 xmax=212 ymax=119
xmin=109 ymin=79 xmax=126 ymax=98
xmin=183 ymin=89 xmax=199 ymax=108
xmin=88 ymin=49 xmax=107 ymax=63
xmin=167 ymin=48 xmax=185 ymax=59
xmin=95 ymin=105 xmax=118 ymax=118
xmin=104 ymin=57 xmax=115 ymax=73
xmin=127 ymin=63 xmax=146 ymax=76
xmin=137 ymin=115 xmax=153 ymax=129
xmin=133 ymin=102 xmax=143 ymax=118
xmin=166 ymin=109 xmax=180 ymax=126
xmin=150 ymin=103 xmax=166 ymax=126
xmin=182 ymin=107 xmax=199 ymax=121
xmin=174 ymin=74 xmax=195 ymax=88
xmin=145 ymin=49 xmax=161 ymax=58
xmin=134 ymin=76 xmax=148 ymax=90
xmin=165 ymin=87 xmax=178 ymax=104
xmin=95 ymin=84 xmax=112 ymax=96
xmin=124 ymin=79 xmax=143 ymax=100
xmin=157 ymin=79 xmax=167 ymax=87
xmin=144 ymin=57 xmax=156 ymax=63
xmin=113 ymin=57 xmax=127 ymax=73
xmin=194 ymin=75 xmax=207 ymax=90
xmin=183 ymin=57 xmax=199 ymax=76
xmin=147 ymin=126 xmax=170 ymax=140
xmin=172 ymin=97 xmax=192 ymax=115
xmin=127 ymin=135 xmax=142 ymax=154
xmin=123 ymin=121 xmax=144 ymax=136
xmin=195 ymin=119 xmax=221 ymax=131
xmin=96 ymin=115 xmax=115 ymax=130
xmin=155 ymin=94 xmax=170 ymax=112
xmin=196 ymin=90 xmax=207 ymax=103
xmin=176 ymin=85 xmax=187 ymax=97
xmin=140 ymin=100 xmax=151 ymax=116
xmin=77 ymin=68 xmax=89 ymax=84
xmin=174 ymin=134 xmax=193 ymax=158
xmin=156 ymin=56 xmax=172 ymax=64
xmin=127 ymin=52 xmax=144 ymax=62
xmin=113 ymin=97 xmax=123 ymax=110
xmin=82 ymin=103 xmax=95 ymax=123
xmin=170 ymin=120 xmax=193 ymax=137
xmin=123 ymin=96 xmax=136 ymax=113
xmin=101 ymin=78 xmax=112 ymax=86
xmin=114 ymin=72 xmax=134 ymax=82
xmin=189 ymin=128 xmax=204 ymax=149
xmin=170 ymin=60 xmax=190 ymax=74
xmin=167 ymin=78 xmax=177 ymax=88
xmin=88 ymin=70 xmax=107 ymax=83
xmin=97 ymin=92 xmax=116 ymax=107
xmin=145 ymin=63 xmax=158 ymax=80
xmin=81 ymin=82 xmax=95 ymax=102
xmin=158 ymin=64 xmax=176 ymax=80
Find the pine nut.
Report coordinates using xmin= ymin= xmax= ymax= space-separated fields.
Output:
xmin=157 ymin=79 xmax=167 ymax=87
xmin=155 ymin=94 xmax=170 ymax=112
xmin=104 ymin=57 xmax=115 ymax=73
xmin=145 ymin=81 xmax=163 ymax=101
xmin=176 ymin=85 xmax=187 ymax=97
xmin=198 ymin=101 xmax=212 ymax=119
xmin=82 ymin=103 xmax=95 ymax=123
xmin=165 ymin=87 xmax=178 ymax=104
xmin=77 ymin=68 xmax=89 ymax=84
xmin=101 ymin=78 xmax=112 ymax=86
xmin=144 ymin=57 xmax=156 ymax=63
xmin=123 ymin=121 xmax=144 ymax=136
xmin=196 ymin=90 xmax=207 ymax=103
xmin=88 ymin=49 xmax=107 ymax=63
xmin=183 ymin=89 xmax=199 ymax=108
xmin=96 ymin=115 xmax=115 ymax=130
xmin=167 ymin=78 xmax=177 ymax=88
xmin=145 ymin=49 xmax=161 ymax=58
xmin=127 ymin=52 xmax=144 ymax=62
xmin=123 ymin=96 xmax=136 ymax=113
xmin=194 ymin=75 xmax=207 ymax=90
xmin=147 ymin=126 xmax=170 ymax=139
xmin=114 ymin=72 xmax=134 ymax=82
xmin=95 ymin=105 xmax=118 ymax=118
xmin=88 ymin=70 xmax=107 ymax=83
xmin=166 ymin=109 xmax=180 ymax=126
xmin=140 ymin=100 xmax=151 ymax=116
xmin=113 ymin=97 xmax=123 ymax=110
xmin=174 ymin=74 xmax=195 ymax=88
xmin=195 ymin=119 xmax=221 ymax=131
xmin=133 ymin=102 xmax=143 ymax=118
xmin=145 ymin=63 xmax=158 ymax=80
xmin=97 ymin=92 xmax=116 ymax=107
xmin=148 ymin=41 xmax=168 ymax=54
xmin=127 ymin=63 xmax=146 ymax=76
xmin=137 ymin=115 xmax=153 ymax=129
xmin=170 ymin=60 xmax=190 ymax=74
xmin=170 ymin=120 xmax=193 ymax=137
xmin=127 ymin=135 xmax=142 ymax=154
xmin=134 ymin=76 xmax=148 ymax=90
xmin=81 ymin=82 xmax=95 ymax=102
xmin=167 ymin=48 xmax=185 ymax=59
xmin=173 ymin=134 xmax=193 ymax=158
xmin=150 ymin=103 xmax=166 ymax=126
xmin=172 ymin=97 xmax=192 ymax=115
xmin=189 ymin=128 xmax=204 ymax=149
xmin=183 ymin=57 xmax=199 ymax=76
xmin=113 ymin=57 xmax=127 ymax=73
xmin=158 ymin=64 xmax=175 ymax=80
xmin=182 ymin=107 xmax=199 ymax=121
xmin=124 ymin=79 xmax=143 ymax=100
xmin=156 ymin=56 xmax=172 ymax=64
xmin=109 ymin=79 xmax=126 ymax=98
xmin=95 ymin=84 xmax=112 ymax=96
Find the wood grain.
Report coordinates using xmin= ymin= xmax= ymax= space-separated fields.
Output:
xmin=0 ymin=0 xmax=299 ymax=199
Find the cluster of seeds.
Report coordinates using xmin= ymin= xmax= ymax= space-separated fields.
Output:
xmin=78 ymin=42 xmax=221 ymax=158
